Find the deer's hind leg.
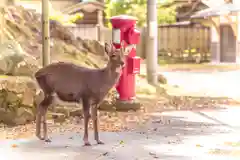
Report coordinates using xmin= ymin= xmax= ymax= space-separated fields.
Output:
xmin=91 ymin=104 xmax=104 ymax=145
xmin=36 ymin=94 xmax=54 ymax=142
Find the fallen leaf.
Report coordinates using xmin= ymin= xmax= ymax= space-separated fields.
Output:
xmin=196 ymin=144 xmax=203 ymax=147
xmin=120 ymin=140 xmax=124 ymax=144
xmin=149 ymin=152 xmax=159 ymax=158
xmin=224 ymin=141 xmax=240 ymax=147
xmin=102 ymin=152 xmax=109 ymax=156
xmin=11 ymin=144 xmax=18 ymax=148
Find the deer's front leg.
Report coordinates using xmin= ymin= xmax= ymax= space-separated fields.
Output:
xmin=82 ymin=98 xmax=91 ymax=146
xmin=92 ymin=105 xmax=104 ymax=145
xmin=35 ymin=106 xmax=42 ymax=140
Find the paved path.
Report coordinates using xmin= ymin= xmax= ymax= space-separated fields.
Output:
xmin=2 ymin=67 xmax=240 ymax=159
xmin=161 ymin=70 xmax=240 ymax=98
xmin=141 ymin=63 xmax=240 ymax=98
xmin=1 ymin=107 xmax=240 ymax=160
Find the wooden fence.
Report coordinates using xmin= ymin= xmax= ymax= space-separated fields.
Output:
xmin=68 ymin=23 xmax=211 ymax=62
xmin=68 ymin=24 xmax=100 ymax=40
xmin=158 ymin=24 xmax=211 ymax=58
xmin=67 ymin=24 xmax=112 ymax=43
xmin=139 ymin=23 xmax=211 ymax=61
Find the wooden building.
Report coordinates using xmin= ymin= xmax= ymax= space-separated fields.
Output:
xmin=163 ymin=0 xmax=209 ymax=22
xmin=191 ymin=0 xmax=240 ymax=63
xmin=18 ymin=0 xmax=105 ymax=26
xmin=62 ymin=0 xmax=105 ymax=26
xmin=166 ymin=0 xmax=240 ymax=63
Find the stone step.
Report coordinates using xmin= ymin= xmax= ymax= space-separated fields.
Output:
xmin=47 ymin=112 xmax=66 ymax=123
xmin=50 ymin=105 xmax=83 ymax=118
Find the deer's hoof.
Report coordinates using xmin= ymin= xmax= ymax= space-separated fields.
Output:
xmin=84 ymin=142 xmax=91 ymax=146
xmin=97 ymin=140 xmax=104 ymax=145
xmin=36 ymin=135 xmax=44 ymax=140
xmin=44 ymin=138 xmax=52 ymax=143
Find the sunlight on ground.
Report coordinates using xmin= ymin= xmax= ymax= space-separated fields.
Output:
xmin=160 ymin=70 xmax=240 ymax=102
xmin=224 ymin=141 xmax=240 ymax=147
xmin=158 ymin=63 xmax=240 ymax=71
xmin=209 ymin=149 xmax=240 ymax=157
xmin=143 ymin=143 xmax=203 ymax=158
xmin=208 ymin=138 xmax=240 ymax=157
xmin=140 ymin=63 xmax=240 ymax=101
xmin=143 ymin=138 xmax=240 ymax=158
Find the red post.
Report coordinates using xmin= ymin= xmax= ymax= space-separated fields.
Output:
xmin=110 ymin=15 xmax=141 ymax=102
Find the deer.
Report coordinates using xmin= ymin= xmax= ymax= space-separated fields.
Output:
xmin=35 ymin=42 xmax=126 ymax=146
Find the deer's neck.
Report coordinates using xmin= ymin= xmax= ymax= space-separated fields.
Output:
xmin=101 ymin=62 xmax=121 ymax=83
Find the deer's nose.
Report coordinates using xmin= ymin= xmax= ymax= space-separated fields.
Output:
xmin=121 ymin=61 xmax=125 ymax=67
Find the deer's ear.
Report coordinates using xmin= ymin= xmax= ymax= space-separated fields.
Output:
xmin=120 ymin=41 xmax=125 ymax=55
xmin=120 ymin=41 xmax=125 ymax=48
xmin=105 ymin=43 xmax=112 ymax=55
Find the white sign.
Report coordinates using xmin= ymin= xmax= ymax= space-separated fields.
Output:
xmin=112 ymin=29 xmax=121 ymax=44
xmin=149 ymin=21 xmax=157 ymax=38
xmin=125 ymin=44 xmax=136 ymax=55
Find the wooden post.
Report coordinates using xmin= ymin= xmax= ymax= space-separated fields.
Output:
xmin=0 ymin=0 xmax=6 ymax=44
xmin=42 ymin=0 xmax=50 ymax=67
xmin=96 ymin=24 xmax=101 ymax=42
xmin=0 ymin=8 xmax=4 ymax=44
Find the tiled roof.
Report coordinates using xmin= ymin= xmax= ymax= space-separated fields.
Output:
xmin=163 ymin=0 xmax=225 ymax=7
xmin=62 ymin=1 xmax=105 ymax=14
xmin=201 ymin=0 xmax=225 ymax=7
xmin=191 ymin=3 xmax=240 ymax=18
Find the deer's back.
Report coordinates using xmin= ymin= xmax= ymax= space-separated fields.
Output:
xmin=35 ymin=62 xmax=98 ymax=94
xmin=35 ymin=62 xmax=120 ymax=104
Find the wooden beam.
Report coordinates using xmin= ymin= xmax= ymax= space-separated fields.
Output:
xmin=208 ymin=17 xmax=220 ymax=39
xmin=224 ymin=15 xmax=237 ymax=36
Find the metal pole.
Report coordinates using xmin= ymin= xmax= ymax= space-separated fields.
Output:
xmin=42 ymin=0 xmax=50 ymax=66
xmin=146 ymin=0 xmax=158 ymax=85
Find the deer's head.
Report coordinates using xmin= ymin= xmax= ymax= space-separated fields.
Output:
xmin=104 ymin=42 xmax=126 ymax=70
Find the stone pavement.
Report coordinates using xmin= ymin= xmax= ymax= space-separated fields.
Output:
xmin=1 ymin=107 xmax=240 ymax=160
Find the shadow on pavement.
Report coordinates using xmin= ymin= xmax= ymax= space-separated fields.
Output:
xmin=141 ymin=113 xmax=231 ymax=137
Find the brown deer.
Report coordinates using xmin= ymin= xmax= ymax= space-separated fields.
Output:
xmin=35 ymin=42 xmax=126 ymax=146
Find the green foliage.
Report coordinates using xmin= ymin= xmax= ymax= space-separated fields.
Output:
xmin=49 ymin=2 xmax=83 ymax=25
xmin=49 ymin=12 xmax=83 ymax=25
xmin=69 ymin=13 xmax=84 ymax=24
xmin=105 ymin=0 xmax=176 ymax=27
xmin=158 ymin=1 xmax=177 ymax=24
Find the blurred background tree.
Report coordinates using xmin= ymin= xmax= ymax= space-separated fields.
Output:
xmin=104 ymin=0 xmax=176 ymax=27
